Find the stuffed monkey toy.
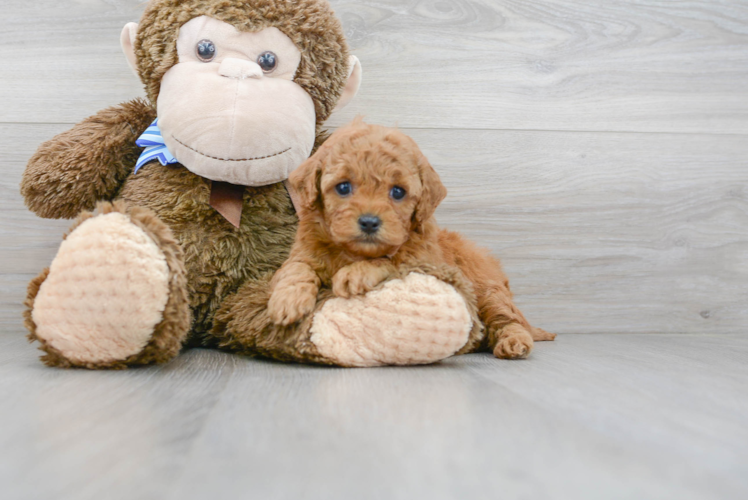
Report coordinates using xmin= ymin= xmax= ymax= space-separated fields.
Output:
xmin=21 ymin=0 xmax=482 ymax=368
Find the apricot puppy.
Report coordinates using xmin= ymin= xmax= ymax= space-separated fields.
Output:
xmin=268 ymin=119 xmax=554 ymax=359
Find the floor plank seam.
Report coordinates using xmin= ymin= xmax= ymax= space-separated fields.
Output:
xmin=3 ymin=121 xmax=748 ymax=138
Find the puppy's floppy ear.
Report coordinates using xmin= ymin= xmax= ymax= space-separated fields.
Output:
xmin=413 ymin=152 xmax=447 ymax=231
xmin=289 ymin=147 xmax=327 ymax=213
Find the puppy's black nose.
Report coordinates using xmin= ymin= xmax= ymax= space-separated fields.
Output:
xmin=358 ymin=215 xmax=381 ymax=235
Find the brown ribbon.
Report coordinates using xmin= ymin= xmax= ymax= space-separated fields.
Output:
xmin=209 ymin=180 xmax=302 ymax=228
xmin=209 ymin=181 xmax=245 ymax=228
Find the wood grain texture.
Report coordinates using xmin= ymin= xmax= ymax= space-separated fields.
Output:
xmin=420 ymin=128 xmax=748 ymax=334
xmin=0 ymin=333 xmax=746 ymax=500
xmin=330 ymin=0 xmax=748 ymax=133
xmin=0 ymin=124 xmax=73 ymax=274
xmin=3 ymin=124 xmax=746 ymax=334
xmin=2 ymin=0 xmax=748 ymax=133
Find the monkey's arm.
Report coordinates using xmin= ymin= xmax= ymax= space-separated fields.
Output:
xmin=21 ymin=99 xmax=156 ymax=219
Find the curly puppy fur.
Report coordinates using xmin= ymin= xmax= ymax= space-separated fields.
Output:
xmin=268 ymin=120 xmax=554 ymax=359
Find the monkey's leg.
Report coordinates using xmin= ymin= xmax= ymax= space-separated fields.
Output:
xmin=212 ymin=264 xmax=483 ymax=367
xmin=24 ymin=201 xmax=190 ymax=369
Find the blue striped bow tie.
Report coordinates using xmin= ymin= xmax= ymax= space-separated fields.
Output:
xmin=134 ymin=119 xmax=179 ymax=173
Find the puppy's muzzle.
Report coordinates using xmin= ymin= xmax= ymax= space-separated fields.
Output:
xmin=358 ymin=214 xmax=381 ymax=235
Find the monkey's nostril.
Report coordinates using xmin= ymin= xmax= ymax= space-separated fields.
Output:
xmin=358 ymin=215 xmax=381 ymax=235
xmin=218 ymin=58 xmax=263 ymax=80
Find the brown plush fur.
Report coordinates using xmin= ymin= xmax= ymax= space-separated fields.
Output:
xmin=21 ymin=0 xmax=350 ymax=367
xmin=118 ymin=165 xmax=298 ymax=343
xmin=21 ymin=99 xmax=156 ymax=219
xmin=268 ymin=121 xmax=554 ymax=359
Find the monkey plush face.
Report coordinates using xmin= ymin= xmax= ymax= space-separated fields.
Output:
xmin=157 ymin=16 xmax=315 ymax=186
xmin=121 ymin=0 xmax=362 ymax=187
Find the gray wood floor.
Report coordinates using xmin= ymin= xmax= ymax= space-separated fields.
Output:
xmin=1 ymin=1 xmax=747 ymax=498
xmin=1 ymin=333 xmax=747 ymax=500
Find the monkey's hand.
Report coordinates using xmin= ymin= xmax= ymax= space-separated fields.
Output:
xmin=268 ymin=262 xmax=321 ymax=326
xmin=332 ymin=259 xmax=396 ymax=299
xmin=21 ymin=99 xmax=156 ymax=219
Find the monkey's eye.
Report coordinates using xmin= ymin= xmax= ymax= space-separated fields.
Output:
xmin=257 ymin=51 xmax=278 ymax=73
xmin=390 ymin=186 xmax=407 ymax=201
xmin=196 ymin=40 xmax=216 ymax=62
xmin=335 ymin=182 xmax=352 ymax=196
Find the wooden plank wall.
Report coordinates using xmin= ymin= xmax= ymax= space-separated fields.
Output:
xmin=1 ymin=0 xmax=746 ymax=334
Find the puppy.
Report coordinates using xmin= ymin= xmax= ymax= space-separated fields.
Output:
xmin=268 ymin=120 xmax=555 ymax=359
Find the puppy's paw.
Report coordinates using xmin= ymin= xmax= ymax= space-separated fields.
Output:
xmin=332 ymin=265 xmax=368 ymax=298
xmin=267 ymin=284 xmax=318 ymax=326
xmin=332 ymin=261 xmax=392 ymax=299
xmin=493 ymin=324 xmax=534 ymax=360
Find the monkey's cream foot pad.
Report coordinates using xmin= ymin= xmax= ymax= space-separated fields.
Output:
xmin=310 ymin=273 xmax=472 ymax=367
xmin=32 ymin=213 xmax=171 ymax=364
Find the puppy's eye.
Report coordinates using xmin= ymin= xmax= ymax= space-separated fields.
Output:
xmin=390 ymin=186 xmax=407 ymax=201
xmin=257 ymin=51 xmax=278 ymax=73
xmin=196 ymin=40 xmax=216 ymax=62
xmin=335 ymin=182 xmax=352 ymax=196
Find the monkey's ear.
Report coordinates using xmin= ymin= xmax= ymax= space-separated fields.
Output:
xmin=120 ymin=23 xmax=139 ymax=78
xmin=413 ymin=153 xmax=447 ymax=232
xmin=332 ymin=56 xmax=363 ymax=113
xmin=289 ymin=149 xmax=327 ymax=214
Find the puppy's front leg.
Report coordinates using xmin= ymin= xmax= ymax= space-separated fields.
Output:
xmin=268 ymin=262 xmax=321 ymax=326
xmin=332 ymin=259 xmax=396 ymax=298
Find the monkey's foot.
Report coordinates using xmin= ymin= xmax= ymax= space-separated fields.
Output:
xmin=25 ymin=202 xmax=190 ymax=369
xmin=309 ymin=273 xmax=473 ymax=367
